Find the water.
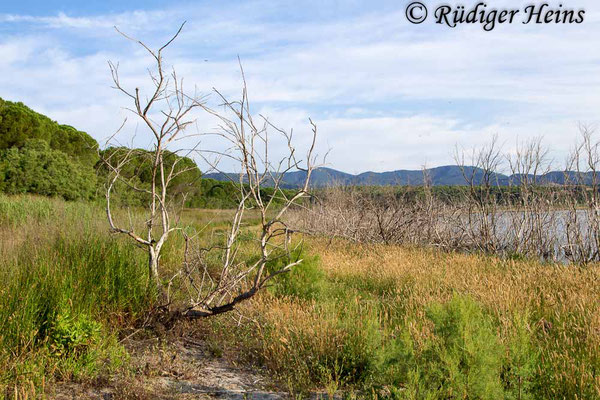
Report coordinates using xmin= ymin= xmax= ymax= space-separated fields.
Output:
xmin=449 ymin=209 xmax=600 ymax=263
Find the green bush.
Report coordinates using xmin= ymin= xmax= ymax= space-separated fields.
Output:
xmin=385 ymin=295 xmax=504 ymax=399
xmin=268 ymin=248 xmax=326 ymax=301
xmin=502 ymin=313 xmax=538 ymax=400
xmin=0 ymin=139 xmax=96 ymax=200
xmin=49 ymin=310 xmax=102 ymax=358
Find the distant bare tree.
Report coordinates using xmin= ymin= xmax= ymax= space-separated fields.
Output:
xmin=454 ymin=135 xmax=503 ymax=252
xmin=505 ymin=137 xmax=557 ymax=259
xmin=562 ymin=126 xmax=600 ymax=262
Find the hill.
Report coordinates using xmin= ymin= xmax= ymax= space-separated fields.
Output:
xmin=0 ymin=98 xmax=98 ymax=167
xmin=0 ymin=98 xmax=99 ymax=200
xmin=205 ymin=166 xmax=512 ymax=187
xmin=205 ymin=166 xmax=597 ymax=188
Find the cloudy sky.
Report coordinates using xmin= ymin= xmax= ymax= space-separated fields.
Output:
xmin=1 ymin=0 xmax=598 ymax=173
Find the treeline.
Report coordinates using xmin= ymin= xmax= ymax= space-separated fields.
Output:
xmin=0 ymin=98 xmax=98 ymax=200
xmin=0 ymin=97 xmax=284 ymax=208
xmin=317 ymin=184 xmax=591 ymax=207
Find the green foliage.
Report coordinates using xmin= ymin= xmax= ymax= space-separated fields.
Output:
xmin=0 ymin=139 xmax=97 ymax=200
xmin=502 ymin=313 xmax=538 ymax=400
xmin=269 ymin=248 xmax=326 ymax=301
xmin=96 ymin=148 xmax=294 ymax=209
xmin=426 ymin=295 xmax=504 ymax=398
xmin=314 ymin=184 xmax=580 ymax=208
xmin=332 ymin=274 xmax=398 ymax=300
xmin=377 ymin=302 xmax=540 ymax=400
xmin=205 ymin=235 xmax=598 ymax=400
xmin=384 ymin=295 xmax=504 ymax=399
xmin=189 ymin=178 xmax=296 ymax=209
xmin=235 ymin=258 xmax=518 ymax=398
xmin=97 ymin=146 xmax=203 ymax=207
xmin=0 ymin=98 xmax=300 ymax=208
xmin=48 ymin=310 xmax=102 ymax=359
xmin=0 ymin=97 xmax=98 ymax=167
xmin=189 ymin=178 xmax=242 ymax=208
xmin=0 ymin=195 xmax=152 ymax=393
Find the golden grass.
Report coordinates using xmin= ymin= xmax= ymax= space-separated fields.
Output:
xmin=215 ymin=237 xmax=600 ymax=397
xmin=312 ymin=239 xmax=599 ymax=319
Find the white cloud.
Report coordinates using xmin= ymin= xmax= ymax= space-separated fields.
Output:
xmin=0 ymin=10 xmax=171 ymax=31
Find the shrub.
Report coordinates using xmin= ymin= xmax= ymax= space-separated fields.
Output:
xmin=49 ymin=311 xmax=102 ymax=358
xmin=386 ymin=295 xmax=504 ymax=399
xmin=502 ymin=312 xmax=538 ymax=400
xmin=269 ymin=248 xmax=326 ymax=301
xmin=0 ymin=139 xmax=96 ymax=200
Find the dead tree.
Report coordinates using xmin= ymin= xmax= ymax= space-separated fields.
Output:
xmin=180 ymin=67 xmax=320 ymax=317
xmin=101 ymin=23 xmax=320 ymax=315
xmin=563 ymin=126 xmax=600 ymax=263
xmin=506 ymin=137 xmax=557 ymax=260
xmin=101 ymin=22 xmax=205 ymax=292
xmin=454 ymin=135 xmax=503 ymax=252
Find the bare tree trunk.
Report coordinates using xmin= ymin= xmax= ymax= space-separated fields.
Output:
xmin=149 ymin=248 xmax=160 ymax=288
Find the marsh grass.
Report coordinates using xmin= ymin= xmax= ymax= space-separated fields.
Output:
xmin=0 ymin=195 xmax=270 ymax=398
xmin=208 ymin=239 xmax=600 ymax=399
xmin=0 ymin=195 xmax=151 ymax=398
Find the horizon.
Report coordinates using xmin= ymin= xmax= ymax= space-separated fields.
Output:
xmin=206 ymin=164 xmax=585 ymax=176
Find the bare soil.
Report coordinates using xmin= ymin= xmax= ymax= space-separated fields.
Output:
xmin=51 ymin=335 xmax=291 ymax=399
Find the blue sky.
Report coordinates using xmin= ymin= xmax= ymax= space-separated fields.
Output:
xmin=1 ymin=0 xmax=598 ymax=173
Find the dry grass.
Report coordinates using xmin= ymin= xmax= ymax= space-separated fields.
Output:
xmin=313 ymin=239 xmax=600 ymax=320
xmin=210 ymin=237 xmax=600 ymax=398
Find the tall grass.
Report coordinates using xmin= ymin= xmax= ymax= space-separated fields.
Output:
xmin=207 ymin=239 xmax=600 ymax=399
xmin=0 ymin=195 xmax=152 ymax=398
xmin=2 ymin=194 xmax=599 ymax=399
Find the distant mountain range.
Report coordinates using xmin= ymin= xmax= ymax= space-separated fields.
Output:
xmin=205 ymin=166 xmax=592 ymax=188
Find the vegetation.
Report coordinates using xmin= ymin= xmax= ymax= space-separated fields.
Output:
xmin=0 ymin=139 xmax=96 ymax=201
xmin=0 ymin=98 xmax=99 ymax=201
xmin=0 ymin=195 xmax=151 ymax=397
xmin=1 ymin=191 xmax=599 ymax=399
xmin=296 ymin=134 xmax=600 ymax=264
xmin=0 ymin=98 xmax=98 ymax=168
xmin=207 ymin=238 xmax=600 ymax=399
xmin=314 ymin=184 xmax=594 ymax=207
xmin=1 ymin=41 xmax=599 ymax=400
xmin=0 ymin=97 xmax=294 ymax=209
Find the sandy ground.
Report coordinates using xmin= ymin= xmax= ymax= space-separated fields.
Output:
xmin=50 ymin=335 xmax=336 ymax=399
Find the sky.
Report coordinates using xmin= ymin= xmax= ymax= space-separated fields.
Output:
xmin=1 ymin=0 xmax=599 ymax=173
